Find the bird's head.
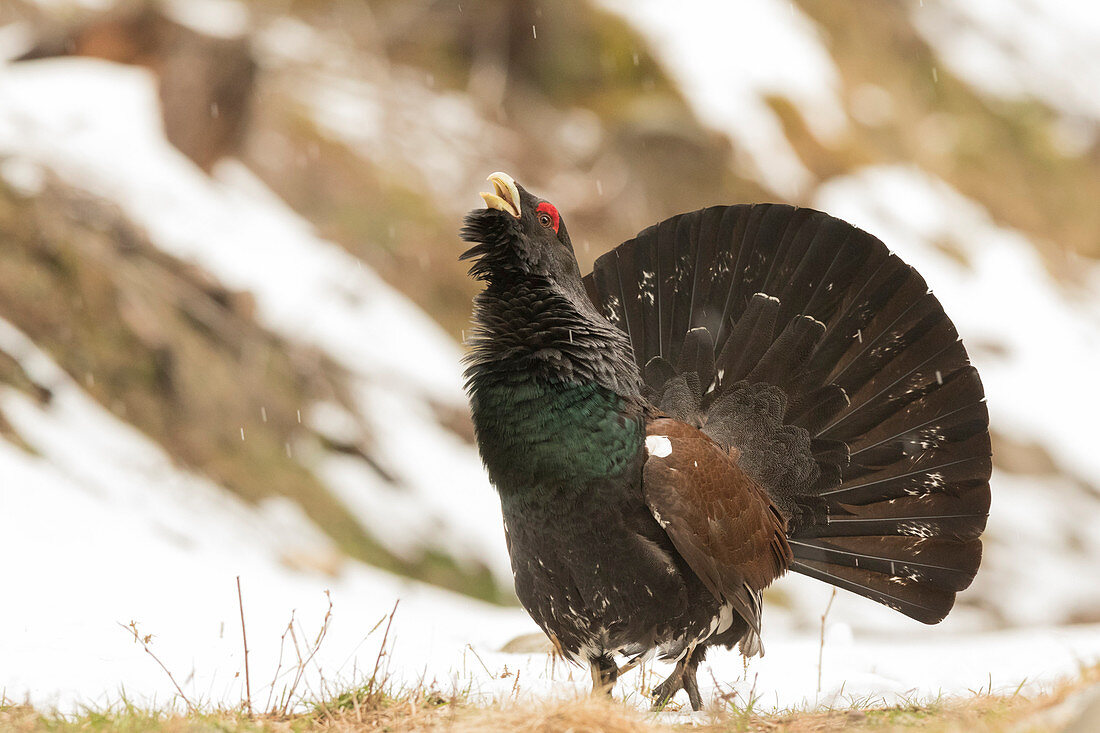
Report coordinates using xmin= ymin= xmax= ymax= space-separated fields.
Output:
xmin=460 ymin=172 xmax=581 ymax=286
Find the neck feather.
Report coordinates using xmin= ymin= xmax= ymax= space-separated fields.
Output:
xmin=464 ymin=274 xmax=643 ymax=496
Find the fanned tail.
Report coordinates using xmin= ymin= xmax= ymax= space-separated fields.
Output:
xmin=583 ymin=204 xmax=991 ymax=624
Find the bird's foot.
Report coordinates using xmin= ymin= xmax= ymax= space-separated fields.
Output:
xmin=650 ymin=669 xmax=684 ymax=710
xmin=650 ymin=649 xmax=704 ymax=711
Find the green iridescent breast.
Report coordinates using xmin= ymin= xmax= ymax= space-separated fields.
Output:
xmin=470 ymin=372 xmax=642 ymax=498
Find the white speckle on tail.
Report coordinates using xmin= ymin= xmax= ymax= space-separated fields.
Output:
xmin=645 ymin=435 xmax=672 ymax=458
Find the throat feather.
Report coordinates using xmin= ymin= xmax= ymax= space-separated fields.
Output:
xmin=464 ymin=275 xmax=644 ymax=498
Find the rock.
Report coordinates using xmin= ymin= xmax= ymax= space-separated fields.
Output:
xmin=500 ymin=632 xmax=553 ymax=654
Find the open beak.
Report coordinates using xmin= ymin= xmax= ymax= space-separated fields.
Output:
xmin=480 ymin=172 xmax=521 ymax=218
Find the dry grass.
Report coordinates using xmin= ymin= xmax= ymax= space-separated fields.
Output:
xmin=4 ymin=662 xmax=1096 ymax=733
xmin=0 ymin=696 xmax=669 ymax=733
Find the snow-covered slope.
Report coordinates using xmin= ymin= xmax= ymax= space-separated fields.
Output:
xmin=0 ymin=59 xmax=509 ymax=581
xmin=0 ymin=55 xmax=516 ymax=712
xmin=912 ymin=0 xmax=1100 ymax=131
xmin=597 ymin=0 xmax=845 ymax=199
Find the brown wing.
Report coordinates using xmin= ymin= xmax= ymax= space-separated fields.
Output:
xmin=642 ymin=417 xmax=792 ymax=631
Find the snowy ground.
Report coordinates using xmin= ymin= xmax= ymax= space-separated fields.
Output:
xmin=1 ymin=321 xmax=1097 ymax=713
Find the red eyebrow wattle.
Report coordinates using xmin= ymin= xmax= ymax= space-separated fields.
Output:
xmin=536 ymin=202 xmax=560 ymax=232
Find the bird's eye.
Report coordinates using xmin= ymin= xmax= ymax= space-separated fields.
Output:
xmin=535 ymin=202 xmax=560 ymax=233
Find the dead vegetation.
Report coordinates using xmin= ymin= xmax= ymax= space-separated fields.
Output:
xmin=3 ymin=668 xmax=1098 ymax=733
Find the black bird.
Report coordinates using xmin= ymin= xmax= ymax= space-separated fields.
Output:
xmin=461 ymin=172 xmax=991 ymax=710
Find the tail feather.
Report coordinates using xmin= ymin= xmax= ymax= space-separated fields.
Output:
xmin=746 ymin=314 xmax=826 ymax=389
xmin=799 ymin=257 xmax=916 ymax=388
xmin=659 ymin=215 xmax=697 ymax=363
xmin=807 ymin=487 xmax=990 ymax=541
xmin=789 ymin=537 xmax=981 ymax=591
xmin=822 ymin=443 xmax=992 ymax=507
xmin=677 ymin=327 xmax=715 ymax=391
xmin=790 ymin=559 xmax=957 ymax=623
xmin=716 ymin=293 xmax=781 ymax=384
xmin=583 ymin=204 xmax=991 ymax=625
xmin=846 ymin=367 xmax=985 ymax=456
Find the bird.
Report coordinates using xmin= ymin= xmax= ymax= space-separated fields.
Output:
xmin=460 ymin=172 xmax=991 ymax=710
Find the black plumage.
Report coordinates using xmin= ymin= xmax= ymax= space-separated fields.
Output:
xmin=462 ymin=175 xmax=991 ymax=710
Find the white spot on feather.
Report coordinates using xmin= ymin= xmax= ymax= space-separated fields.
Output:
xmin=715 ymin=603 xmax=734 ymax=635
xmin=645 ymin=435 xmax=672 ymax=458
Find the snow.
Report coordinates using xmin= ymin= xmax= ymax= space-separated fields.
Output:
xmin=161 ymin=0 xmax=250 ymax=39
xmin=597 ymin=0 xmax=846 ymax=198
xmin=0 ymin=314 xmax=518 ymax=711
xmin=913 ymin=0 xmax=1100 ymax=136
xmin=23 ymin=0 xmax=114 ymax=11
xmin=0 ymin=58 xmax=511 ymax=582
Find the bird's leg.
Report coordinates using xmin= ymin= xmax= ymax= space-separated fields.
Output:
xmin=589 ymin=654 xmax=619 ymax=698
xmin=681 ymin=654 xmax=703 ymax=711
xmin=651 ymin=644 xmax=706 ymax=711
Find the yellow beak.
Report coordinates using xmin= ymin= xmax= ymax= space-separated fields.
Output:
xmin=480 ymin=172 xmax=521 ymax=218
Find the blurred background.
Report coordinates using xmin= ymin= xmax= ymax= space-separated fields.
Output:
xmin=3 ymin=0 xmax=1100 ymax=711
